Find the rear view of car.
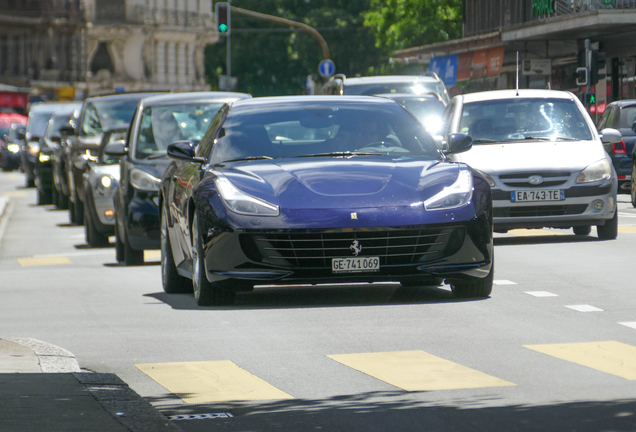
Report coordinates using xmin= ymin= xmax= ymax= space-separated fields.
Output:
xmin=596 ymin=100 xmax=636 ymax=197
xmin=445 ymin=89 xmax=620 ymax=239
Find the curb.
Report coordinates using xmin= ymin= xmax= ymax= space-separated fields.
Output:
xmin=7 ymin=337 xmax=81 ymax=373
xmin=0 ymin=196 xmax=8 ymax=221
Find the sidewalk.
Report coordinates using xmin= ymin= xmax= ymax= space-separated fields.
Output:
xmin=0 ymin=338 xmax=181 ymax=432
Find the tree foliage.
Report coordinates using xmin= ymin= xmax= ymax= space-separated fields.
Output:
xmin=204 ymin=0 xmax=461 ymax=96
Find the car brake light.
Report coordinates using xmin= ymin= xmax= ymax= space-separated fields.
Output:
xmin=618 ymin=175 xmax=626 ymax=180
xmin=612 ymin=139 xmax=627 ymax=154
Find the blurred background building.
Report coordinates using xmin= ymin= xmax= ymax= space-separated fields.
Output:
xmin=0 ymin=0 xmax=218 ymax=104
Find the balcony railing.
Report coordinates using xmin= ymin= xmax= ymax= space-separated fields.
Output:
xmin=464 ymin=0 xmax=636 ymax=37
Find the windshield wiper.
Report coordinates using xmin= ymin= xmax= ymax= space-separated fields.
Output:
xmin=222 ymin=155 xmax=275 ymax=163
xmin=292 ymin=151 xmax=385 ymax=158
xmin=554 ymin=136 xmax=578 ymax=141
xmin=517 ymin=136 xmax=551 ymax=141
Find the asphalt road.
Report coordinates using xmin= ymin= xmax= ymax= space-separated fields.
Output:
xmin=2 ymin=170 xmax=636 ymax=432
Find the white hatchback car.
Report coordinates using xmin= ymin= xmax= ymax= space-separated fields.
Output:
xmin=443 ymin=89 xmax=621 ymax=239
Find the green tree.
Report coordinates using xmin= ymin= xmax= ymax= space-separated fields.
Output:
xmin=364 ymin=0 xmax=462 ymax=52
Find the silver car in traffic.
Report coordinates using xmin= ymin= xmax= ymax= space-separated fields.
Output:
xmin=443 ymin=89 xmax=621 ymax=239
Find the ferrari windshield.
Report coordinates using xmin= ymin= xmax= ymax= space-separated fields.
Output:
xmin=459 ymin=98 xmax=593 ymax=143
xmin=135 ymin=102 xmax=224 ymax=159
xmin=210 ymin=101 xmax=441 ymax=165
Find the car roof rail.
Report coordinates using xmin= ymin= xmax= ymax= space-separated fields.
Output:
xmin=422 ymin=71 xmax=441 ymax=81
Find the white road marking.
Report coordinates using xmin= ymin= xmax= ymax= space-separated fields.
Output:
xmin=525 ymin=291 xmax=559 ymax=297
xmin=566 ymin=305 xmax=604 ymax=312
xmin=494 ymin=280 xmax=517 ymax=285
xmin=619 ymin=322 xmax=636 ymax=330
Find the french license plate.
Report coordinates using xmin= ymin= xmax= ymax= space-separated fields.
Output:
xmin=510 ymin=190 xmax=564 ymax=202
xmin=332 ymin=257 xmax=380 ymax=273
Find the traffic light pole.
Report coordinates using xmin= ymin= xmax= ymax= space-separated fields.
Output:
xmin=585 ymin=39 xmax=591 ymax=100
xmin=227 ymin=0 xmax=231 ymax=79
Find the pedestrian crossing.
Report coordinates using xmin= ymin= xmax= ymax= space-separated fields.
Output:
xmin=136 ymin=341 xmax=636 ymax=403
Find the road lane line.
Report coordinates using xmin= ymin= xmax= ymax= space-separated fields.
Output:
xmin=135 ymin=361 xmax=293 ymax=404
xmin=327 ymin=350 xmax=516 ymax=391
xmin=494 ymin=280 xmax=517 ymax=285
xmin=619 ymin=322 xmax=636 ymax=330
xmin=565 ymin=305 xmax=603 ymax=312
xmin=16 ymin=256 xmax=72 ymax=267
xmin=525 ymin=291 xmax=558 ymax=297
xmin=524 ymin=341 xmax=636 ymax=380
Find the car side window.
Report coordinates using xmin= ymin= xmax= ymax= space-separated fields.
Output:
xmin=605 ymin=106 xmax=616 ymax=130
xmin=196 ymin=105 xmax=228 ymax=160
xmin=440 ymin=100 xmax=456 ymax=136
xmin=597 ymin=106 xmax=610 ymax=130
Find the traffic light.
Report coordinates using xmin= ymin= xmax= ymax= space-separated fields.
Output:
xmin=590 ymin=51 xmax=606 ymax=85
xmin=215 ymin=2 xmax=230 ymax=35
xmin=575 ymin=67 xmax=588 ymax=86
xmin=586 ymin=93 xmax=596 ymax=105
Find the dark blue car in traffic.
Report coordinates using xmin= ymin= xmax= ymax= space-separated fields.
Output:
xmin=159 ymin=96 xmax=494 ymax=306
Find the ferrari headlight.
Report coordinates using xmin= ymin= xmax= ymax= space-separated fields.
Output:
xmin=7 ymin=144 xmax=19 ymax=153
xmin=424 ymin=170 xmax=473 ymax=211
xmin=28 ymin=144 xmax=40 ymax=156
xmin=129 ymin=168 xmax=160 ymax=191
xmin=215 ymin=176 xmax=280 ymax=217
xmin=577 ymin=159 xmax=611 ymax=183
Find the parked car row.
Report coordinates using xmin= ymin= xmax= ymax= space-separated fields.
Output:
xmin=12 ymin=77 xmax=628 ymax=307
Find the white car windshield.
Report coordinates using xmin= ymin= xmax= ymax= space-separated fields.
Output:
xmin=459 ymin=98 xmax=593 ymax=143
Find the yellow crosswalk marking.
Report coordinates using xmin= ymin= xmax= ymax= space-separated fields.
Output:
xmin=0 ymin=191 xmax=27 ymax=197
xmin=16 ymin=256 xmax=72 ymax=267
xmin=144 ymin=250 xmax=161 ymax=261
xmin=618 ymin=226 xmax=636 ymax=234
xmin=327 ymin=350 xmax=516 ymax=391
xmin=136 ymin=361 xmax=293 ymax=404
xmin=524 ymin=341 xmax=636 ymax=380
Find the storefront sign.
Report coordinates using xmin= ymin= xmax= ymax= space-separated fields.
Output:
xmin=472 ymin=49 xmax=488 ymax=80
xmin=532 ymin=0 xmax=555 ymax=16
xmin=486 ymin=46 xmax=505 ymax=78
xmin=443 ymin=54 xmax=458 ymax=86
xmin=522 ymin=59 xmax=552 ymax=76
xmin=457 ymin=52 xmax=473 ymax=81
xmin=429 ymin=56 xmax=445 ymax=79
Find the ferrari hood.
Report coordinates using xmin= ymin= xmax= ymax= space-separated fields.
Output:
xmin=219 ymin=156 xmax=459 ymax=210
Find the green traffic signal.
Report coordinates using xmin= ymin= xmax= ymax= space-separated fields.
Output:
xmin=586 ymin=93 xmax=596 ymax=105
xmin=219 ymin=23 xmax=228 ymax=33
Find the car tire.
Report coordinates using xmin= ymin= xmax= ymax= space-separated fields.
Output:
xmin=449 ymin=259 xmax=494 ymax=299
xmin=51 ymin=185 xmax=58 ymax=208
xmin=631 ymin=163 xmax=636 ymax=208
xmin=597 ymin=210 xmax=618 ymax=240
xmin=73 ymin=191 xmax=84 ymax=226
xmin=68 ymin=199 xmax=76 ymax=224
xmin=192 ymin=213 xmax=235 ymax=306
xmin=56 ymin=189 xmax=68 ymax=210
xmin=84 ymin=189 xmax=110 ymax=248
xmin=123 ymin=230 xmax=144 ymax=266
xmin=161 ymin=205 xmax=191 ymax=294
xmin=573 ymin=225 xmax=591 ymax=236
xmin=115 ymin=222 xmax=124 ymax=263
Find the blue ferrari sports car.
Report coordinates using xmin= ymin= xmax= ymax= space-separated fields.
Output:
xmin=160 ymin=96 xmax=493 ymax=306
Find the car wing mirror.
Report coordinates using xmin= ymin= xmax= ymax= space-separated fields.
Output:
xmin=444 ymin=133 xmax=472 ymax=155
xmin=632 ymin=121 xmax=636 ymax=133
xmin=167 ymin=141 xmax=206 ymax=163
xmin=600 ymin=128 xmax=622 ymax=144
xmin=59 ymin=123 xmax=76 ymax=137
xmin=104 ymin=141 xmax=127 ymax=157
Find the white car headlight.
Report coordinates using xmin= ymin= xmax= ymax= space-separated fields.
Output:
xmin=28 ymin=144 xmax=40 ymax=156
xmin=129 ymin=168 xmax=160 ymax=191
xmin=97 ymin=175 xmax=115 ymax=195
xmin=576 ymin=159 xmax=611 ymax=184
xmin=475 ymin=169 xmax=495 ymax=187
xmin=38 ymin=153 xmax=51 ymax=162
xmin=424 ymin=170 xmax=473 ymax=211
xmin=215 ymin=176 xmax=280 ymax=217
xmin=7 ymin=144 xmax=20 ymax=153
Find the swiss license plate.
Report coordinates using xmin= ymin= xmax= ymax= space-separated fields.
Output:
xmin=332 ymin=257 xmax=380 ymax=273
xmin=510 ymin=190 xmax=564 ymax=202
